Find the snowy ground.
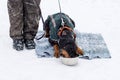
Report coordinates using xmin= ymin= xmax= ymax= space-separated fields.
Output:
xmin=0 ymin=0 xmax=120 ymax=80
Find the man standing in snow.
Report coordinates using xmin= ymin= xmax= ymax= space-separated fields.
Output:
xmin=7 ymin=0 xmax=41 ymax=51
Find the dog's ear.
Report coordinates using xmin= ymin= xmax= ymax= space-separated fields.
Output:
xmin=76 ymin=46 xmax=84 ymax=55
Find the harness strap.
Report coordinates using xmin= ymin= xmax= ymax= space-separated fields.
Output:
xmin=50 ymin=15 xmax=56 ymax=28
xmin=57 ymin=26 xmax=76 ymax=39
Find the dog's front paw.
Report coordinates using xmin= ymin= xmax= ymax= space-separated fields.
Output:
xmin=77 ymin=47 xmax=84 ymax=55
xmin=53 ymin=44 xmax=60 ymax=58
xmin=54 ymin=51 xmax=60 ymax=58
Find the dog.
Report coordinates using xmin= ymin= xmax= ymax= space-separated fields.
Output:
xmin=44 ymin=13 xmax=83 ymax=58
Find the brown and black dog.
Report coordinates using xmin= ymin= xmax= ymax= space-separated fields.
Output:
xmin=44 ymin=13 xmax=83 ymax=58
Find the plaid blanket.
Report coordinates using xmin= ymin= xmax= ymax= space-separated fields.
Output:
xmin=35 ymin=30 xmax=111 ymax=59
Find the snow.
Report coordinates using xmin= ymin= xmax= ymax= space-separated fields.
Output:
xmin=0 ymin=0 xmax=120 ymax=80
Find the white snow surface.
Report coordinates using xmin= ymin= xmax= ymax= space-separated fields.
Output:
xmin=0 ymin=0 xmax=120 ymax=80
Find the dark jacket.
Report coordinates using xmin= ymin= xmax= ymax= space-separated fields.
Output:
xmin=44 ymin=13 xmax=75 ymax=42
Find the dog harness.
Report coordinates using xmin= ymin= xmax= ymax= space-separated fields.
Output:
xmin=57 ymin=26 xmax=76 ymax=40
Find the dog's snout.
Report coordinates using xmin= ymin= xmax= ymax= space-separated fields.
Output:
xmin=70 ymin=53 xmax=79 ymax=58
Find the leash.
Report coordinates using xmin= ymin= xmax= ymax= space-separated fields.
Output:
xmin=33 ymin=0 xmax=45 ymax=40
xmin=58 ymin=0 xmax=62 ymax=13
xmin=58 ymin=0 xmax=65 ymax=27
xmin=35 ymin=12 xmax=46 ymax=40
xmin=32 ymin=0 xmax=45 ymax=28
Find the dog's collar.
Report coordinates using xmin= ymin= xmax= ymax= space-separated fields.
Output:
xmin=57 ymin=26 xmax=76 ymax=39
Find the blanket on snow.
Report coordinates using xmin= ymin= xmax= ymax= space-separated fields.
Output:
xmin=35 ymin=30 xmax=111 ymax=59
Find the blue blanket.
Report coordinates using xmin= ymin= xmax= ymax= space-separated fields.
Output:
xmin=35 ymin=30 xmax=111 ymax=59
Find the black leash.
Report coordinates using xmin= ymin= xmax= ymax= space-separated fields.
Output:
xmin=33 ymin=0 xmax=45 ymax=28
xmin=58 ymin=0 xmax=65 ymax=27
xmin=40 ymin=11 xmax=46 ymax=30
xmin=35 ymin=12 xmax=46 ymax=40
xmin=33 ymin=0 xmax=45 ymax=40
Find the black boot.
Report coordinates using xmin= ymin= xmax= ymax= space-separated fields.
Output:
xmin=13 ymin=39 xmax=24 ymax=51
xmin=24 ymin=39 xmax=35 ymax=49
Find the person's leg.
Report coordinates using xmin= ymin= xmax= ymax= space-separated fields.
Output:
xmin=23 ymin=0 xmax=41 ymax=40
xmin=23 ymin=0 xmax=41 ymax=49
xmin=8 ymin=0 xmax=24 ymax=50
xmin=8 ymin=0 xmax=24 ymax=39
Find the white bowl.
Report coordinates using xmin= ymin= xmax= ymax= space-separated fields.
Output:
xmin=60 ymin=57 xmax=79 ymax=66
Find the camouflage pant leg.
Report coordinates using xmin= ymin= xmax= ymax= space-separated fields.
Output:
xmin=8 ymin=0 xmax=24 ymax=39
xmin=7 ymin=0 xmax=41 ymax=40
xmin=23 ymin=0 xmax=41 ymax=40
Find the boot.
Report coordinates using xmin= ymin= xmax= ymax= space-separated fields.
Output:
xmin=13 ymin=39 xmax=24 ymax=51
xmin=24 ymin=39 xmax=35 ymax=49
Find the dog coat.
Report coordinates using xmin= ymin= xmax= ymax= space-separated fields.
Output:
xmin=44 ymin=13 xmax=75 ymax=42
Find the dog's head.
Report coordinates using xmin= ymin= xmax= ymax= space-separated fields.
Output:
xmin=58 ymin=26 xmax=82 ymax=58
xmin=59 ymin=37 xmax=79 ymax=58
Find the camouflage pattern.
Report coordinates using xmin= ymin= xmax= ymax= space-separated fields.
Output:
xmin=7 ymin=0 xmax=41 ymax=40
